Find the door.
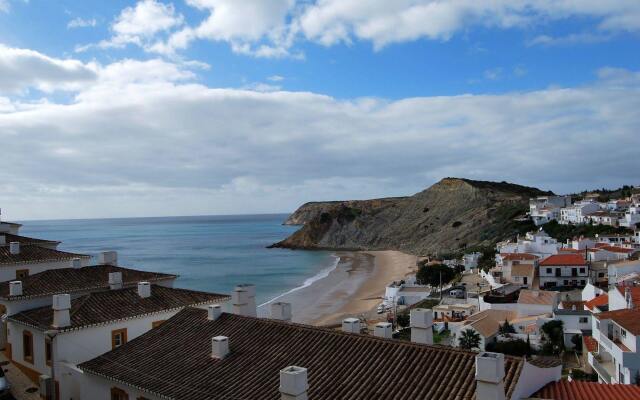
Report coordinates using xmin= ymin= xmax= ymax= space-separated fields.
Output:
xmin=523 ymin=277 xmax=528 ymax=286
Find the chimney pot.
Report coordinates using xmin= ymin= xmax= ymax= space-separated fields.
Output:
xmin=137 ymin=282 xmax=151 ymax=298
xmin=9 ymin=280 xmax=22 ymax=297
xmin=374 ymin=322 xmax=393 ymax=339
xmin=52 ymin=294 xmax=71 ymax=328
xmin=279 ymin=366 xmax=308 ymax=400
xmin=207 ymin=304 xmax=222 ymax=321
xmin=271 ymin=302 xmax=292 ymax=321
xmin=234 ymin=284 xmax=257 ymax=317
xmin=71 ymin=258 xmax=82 ymax=269
xmin=211 ymin=336 xmax=229 ymax=359
xmin=98 ymin=251 xmax=118 ymax=266
xmin=342 ymin=318 xmax=360 ymax=334
xmin=108 ymin=272 xmax=123 ymax=290
xmin=232 ymin=286 xmax=256 ymax=317
xmin=475 ymin=352 xmax=506 ymax=400
xmin=9 ymin=242 xmax=20 ymax=255
xmin=410 ymin=308 xmax=433 ymax=345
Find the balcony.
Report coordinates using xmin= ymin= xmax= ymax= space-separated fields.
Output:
xmin=589 ymin=353 xmax=614 ymax=383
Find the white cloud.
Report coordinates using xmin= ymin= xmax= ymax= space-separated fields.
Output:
xmin=483 ymin=68 xmax=503 ymax=81
xmin=67 ymin=17 xmax=97 ymax=29
xmin=0 ymin=0 xmax=9 ymax=13
xmin=0 ymin=48 xmax=639 ymax=219
xmin=527 ymin=32 xmax=613 ymax=47
xmin=0 ymin=44 xmax=98 ymax=93
xmin=268 ymin=75 xmax=285 ymax=82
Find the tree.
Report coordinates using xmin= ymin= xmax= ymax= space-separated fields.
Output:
xmin=498 ymin=319 xmax=516 ymax=335
xmin=485 ymin=339 xmax=532 ymax=357
xmin=396 ymin=312 xmax=410 ymax=328
xmin=459 ymin=329 xmax=481 ymax=350
xmin=571 ymin=334 xmax=583 ymax=354
xmin=541 ymin=320 xmax=565 ymax=355
xmin=415 ymin=264 xmax=457 ymax=287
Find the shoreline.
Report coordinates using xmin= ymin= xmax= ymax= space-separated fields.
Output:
xmin=258 ymin=250 xmax=418 ymax=326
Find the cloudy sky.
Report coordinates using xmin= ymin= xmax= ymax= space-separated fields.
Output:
xmin=1 ymin=0 xmax=639 ymax=220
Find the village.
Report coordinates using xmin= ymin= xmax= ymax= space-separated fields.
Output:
xmin=1 ymin=190 xmax=640 ymax=399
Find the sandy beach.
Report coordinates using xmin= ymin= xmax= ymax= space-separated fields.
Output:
xmin=258 ymin=250 xmax=418 ymax=326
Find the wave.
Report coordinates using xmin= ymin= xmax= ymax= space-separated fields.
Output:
xmin=258 ymin=254 xmax=341 ymax=308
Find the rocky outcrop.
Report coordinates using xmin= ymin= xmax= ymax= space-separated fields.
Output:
xmin=270 ymin=178 xmax=551 ymax=255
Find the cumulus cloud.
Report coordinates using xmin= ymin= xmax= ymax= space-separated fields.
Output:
xmin=0 ymin=49 xmax=639 ymax=219
xmin=0 ymin=45 xmax=98 ymax=93
xmin=67 ymin=17 xmax=97 ymax=29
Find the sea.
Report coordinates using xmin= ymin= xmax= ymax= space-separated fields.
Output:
xmin=18 ymin=214 xmax=338 ymax=306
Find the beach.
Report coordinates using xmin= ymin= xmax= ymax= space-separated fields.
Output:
xmin=258 ymin=250 xmax=418 ymax=326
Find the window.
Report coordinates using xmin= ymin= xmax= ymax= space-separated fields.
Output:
xmin=599 ymin=272 xmax=605 ymax=278
xmin=45 ymin=337 xmax=52 ymax=366
xmin=111 ymin=328 xmax=127 ymax=349
xmin=621 ymin=329 xmax=627 ymax=338
xmin=581 ymin=280 xmax=586 ymax=286
xmin=22 ymin=330 xmax=33 ymax=363
xmin=152 ymin=320 xmax=165 ymax=329
xmin=596 ymin=321 xmax=600 ymax=329
xmin=564 ymin=280 xmax=569 ymax=286
xmin=16 ymin=269 xmax=29 ymax=279
xmin=110 ymin=387 xmax=129 ymax=400
xmin=579 ymin=317 xmax=589 ymax=324
xmin=579 ymin=268 xmax=586 ymax=274
xmin=546 ymin=268 xmax=552 ymax=274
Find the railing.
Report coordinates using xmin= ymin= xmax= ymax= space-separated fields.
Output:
xmin=599 ymin=333 xmax=614 ymax=352
xmin=589 ymin=353 xmax=612 ymax=383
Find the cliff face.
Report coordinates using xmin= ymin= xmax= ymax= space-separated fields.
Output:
xmin=271 ymin=178 xmax=551 ymax=255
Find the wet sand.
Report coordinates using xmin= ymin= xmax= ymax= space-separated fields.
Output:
xmin=259 ymin=250 xmax=418 ymax=326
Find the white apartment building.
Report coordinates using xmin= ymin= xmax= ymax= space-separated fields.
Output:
xmin=538 ymin=254 xmax=588 ymax=289
xmin=497 ymin=230 xmax=560 ymax=259
xmin=529 ymin=196 xmax=571 ymax=226
xmin=560 ymin=201 xmax=600 ymax=225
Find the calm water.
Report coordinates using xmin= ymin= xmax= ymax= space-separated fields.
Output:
xmin=18 ymin=214 xmax=336 ymax=305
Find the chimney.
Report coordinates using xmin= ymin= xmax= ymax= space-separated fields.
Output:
xmin=410 ymin=308 xmax=433 ymax=345
xmin=271 ymin=302 xmax=292 ymax=321
xmin=9 ymin=242 xmax=20 ymax=255
xmin=374 ymin=322 xmax=393 ymax=339
xmin=342 ymin=317 xmax=360 ymax=333
xmin=475 ymin=352 xmax=506 ymax=400
xmin=108 ymin=272 xmax=123 ymax=290
xmin=231 ymin=288 xmax=253 ymax=317
xmin=0 ymin=235 xmax=5 ymax=245
xmin=279 ymin=366 xmax=308 ymax=400
xmin=71 ymin=257 xmax=82 ymax=269
xmin=207 ymin=304 xmax=222 ymax=321
xmin=98 ymin=251 xmax=118 ymax=266
xmin=235 ymin=284 xmax=257 ymax=317
xmin=211 ymin=336 xmax=229 ymax=359
xmin=137 ymin=282 xmax=151 ymax=298
xmin=52 ymin=294 xmax=71 ymax=328
xmin=625 ymin=287 xmax=633 ymax=309
xmin=9 ymin=281 xmax=22 ymax=297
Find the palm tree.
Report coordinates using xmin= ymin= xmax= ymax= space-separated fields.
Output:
xmin=498 ymin=319 xmax=516 ymax=335
xmin=459 ymin=329 xmax=481 ymax=350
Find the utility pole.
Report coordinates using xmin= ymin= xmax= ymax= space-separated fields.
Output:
xmin=45 ymin=329 xmax=59 ymax=400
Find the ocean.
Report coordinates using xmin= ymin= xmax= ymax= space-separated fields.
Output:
xmin=18 ymin=214 xmax=338 ymax=306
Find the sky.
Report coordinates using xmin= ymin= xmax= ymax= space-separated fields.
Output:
xmin=0 ymin=0 xmax=639 ymax=220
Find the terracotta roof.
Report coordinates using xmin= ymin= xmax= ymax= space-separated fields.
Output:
xmin=527 ymin=357 xmax=562 ymax=368
xmin=518 ymin=290 xmax=557 ymax=306
xmin=595 ymin=308 xmax=640 ymax=335
xmin=615 ymin=286 xmax=640 ymax=307
xmin=0 ymin=233 xmax=60 ymax=246
xmin=0 ymin=244 xmax=89 ymax=265
xmin=0 ymin=265 xmax=177 ymax=300
xmin=600 ymin=245 xmax=634 ymax=254
xmin=584 ymin=335 xmax=598 ymax=353
xmin=464 ymin=309 xmax=517 ymax=337
xmin=585 ymin=294 xmax=608 ymax=311
xmin=511 ymin=264 xmax=534 ymax=277
xmin=558 ymin=248 xmax=583 ymax=253
xmin=561 ymin=301 xmax=586 ymax=310
xmin=501 ymin=253 xmax=539 ymax=261
xmin=535 ymin=380 xmax=640 ymax=400
xmin=79 ymin=307 xmax=525 ymax=400
xmin=9 ymin=285 xmax=229 ymax=332
xmin=539 ymin=254 xmax=586 ymax=266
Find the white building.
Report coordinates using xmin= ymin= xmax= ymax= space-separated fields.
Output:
xmin=538 ymin=254 xmax=588 ymax=289
xmin=462 ymin=252 xmax=482 ymax=271
xmin=497 ymin=230 xmax=560 ymax=259
xmin=497 ymin=253 xmax=538 ymax=287
xmin=6 ymin=283 xmax=229 ymax=397
xmin=587 ymin=211 xmax=620 ymax=226
xmin=0 ymin=242 xmax=90 ymax=282
xmin=560 ymin=201 xmax=600 ymax=225
xmin=619 ymin=204 xmax=640 ymax=228
xmin=553 ymin=307 xmax=592 ymax=349
xmin=529 ymin=196 xmax=571 ymax=226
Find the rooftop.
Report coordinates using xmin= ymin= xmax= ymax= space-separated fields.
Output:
xmin=0 ymin=244 xmax=89 ymax=265
xmin=0 ymin=233 xmax=60 ymax=247
xmin=511 ymin=264 xmax=534 ymax=277
xmin=501 ymin=253 xmax=538 ymax=261
xmin=534 ymin=380 xmax=640 ymax=400
xmin=0 ymin=265 xmax=177 ymax=300
xmin=539 ymin=254 xmax=586 ymax=267
xmin=585 ymin=294 xmax=609 ymax=312
xmin=518 ymin=289 xmax=557 ymax=306
xmin=79 ymin=307 xmax=525 ymax=400
xmin=595 ymin=308 xmax=640 ymax=335
xmin=9 ymin=285 xmax=229 ymax=332
xmin=463 ymin=309 xmax=516 ymax=337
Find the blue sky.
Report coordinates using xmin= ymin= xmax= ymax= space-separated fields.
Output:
xmin=0 ymin=0 xmax=639 ymax=219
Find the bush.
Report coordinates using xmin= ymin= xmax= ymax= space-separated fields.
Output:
xmin=396 ymin=312 xmax=410 ymax=328
xmin=485 ymin=339 xmax=532 ymax=357
xmin=416 ymin=263 xmax=459 ymax=286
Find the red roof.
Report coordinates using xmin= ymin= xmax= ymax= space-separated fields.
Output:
xmin=535 ymin=380 xmax=640 ymax=400
xmin=595 ymin=308 xmax=640 ymax=335
xmin=600 ymin=245 xmax=634 ymax=254
xmin=501 ymin=253 xmax=538 ymax=261
xmin=585 ymin=294 xmax=608 ymax=311
xmin=539 ymin=254 xmax=586 ymax=266
xmin=616 ymin=286 xmax=640 ymax=307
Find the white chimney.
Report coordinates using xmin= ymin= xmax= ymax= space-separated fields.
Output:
xmin=410 ymin=308 xmax=433 ymax=345
xmin=235 ymin=284 xmax=257 ymax=317
xmin=207 ymin=304 xmax=222 ymax=321
xmin=374 ymin=322 xmax=393 ymax=339
xmin=279 ymin=366 xmax=308 ymax=400
xmin=71 ymin=257 xmax=82 ymax=269
xmin=211 ymin=336 xmax=229 ymax=359
xmin=98 ymin=251 xmax=118 ymax=266
xmin=137 ymin=282 xmax=151 ymax=298
xmin=0 ymin=235 xmax=5 ymax=245
xmin=475 ymin=352 xmax=506 ymax=400
xmin=271 ymin=302 xmax=292 ymax=321
xmin=108 ymin=272 xmax=123 ymax=290
xmin=342 ymin=317 xmax=360 ymax=334
xmin=232 ymin=287 xmax=256 ymax=317
xmin=9 ymin=281 xmax=22 ymax=297
xmin=9 ymin=242 xmax=20 ymax=255
xmin=52 ymin=294 xmax=71 ymax=328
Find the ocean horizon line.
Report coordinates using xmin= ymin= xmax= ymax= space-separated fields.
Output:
xmin=14 ymin=212 xmax=294 ymax=224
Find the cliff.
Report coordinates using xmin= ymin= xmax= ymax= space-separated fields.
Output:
xmin=271 ymin=178 xmax=551 ymax=255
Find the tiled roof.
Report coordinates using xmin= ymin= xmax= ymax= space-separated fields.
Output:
xmin=595 ymin=308 xmax=640 ymax=335
xmin=0 ymin=233 xmax=60 ymax=246
xmin=464 ymin=309 xmax=516 ymax=337
xmin=599 ymin=245 xmax=634 ymax=254
xmin=9 ymin=285 xmax=229 ymax=332
xmin=615 ymin=286 xmax=640 ymax=307
xmin=561 ymin=300 xmax=586 ymax=310
xmin=585 ymin=294 xmax=608 ymax=311
xmin=535 ymin=380 xmax=640 ymax=400
xmin=511 ymin=264 xmax=534 ymax=277
xmin=0 ymin=265 xmax=177 ymax=300
xmin=0 ymin=244 xmax=89 ymax=265
xmin=79 ymin=307 xmax=525 ymax=400
xmin=517 ymin=289 xmax=557 ymax=306
xmin=539 ymin=254 xmax=586 ymax=266
xmin=501 ymin=253 xmax=538 ymax=261
xmin=583 ymin=335 xmax=598 ymax=353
